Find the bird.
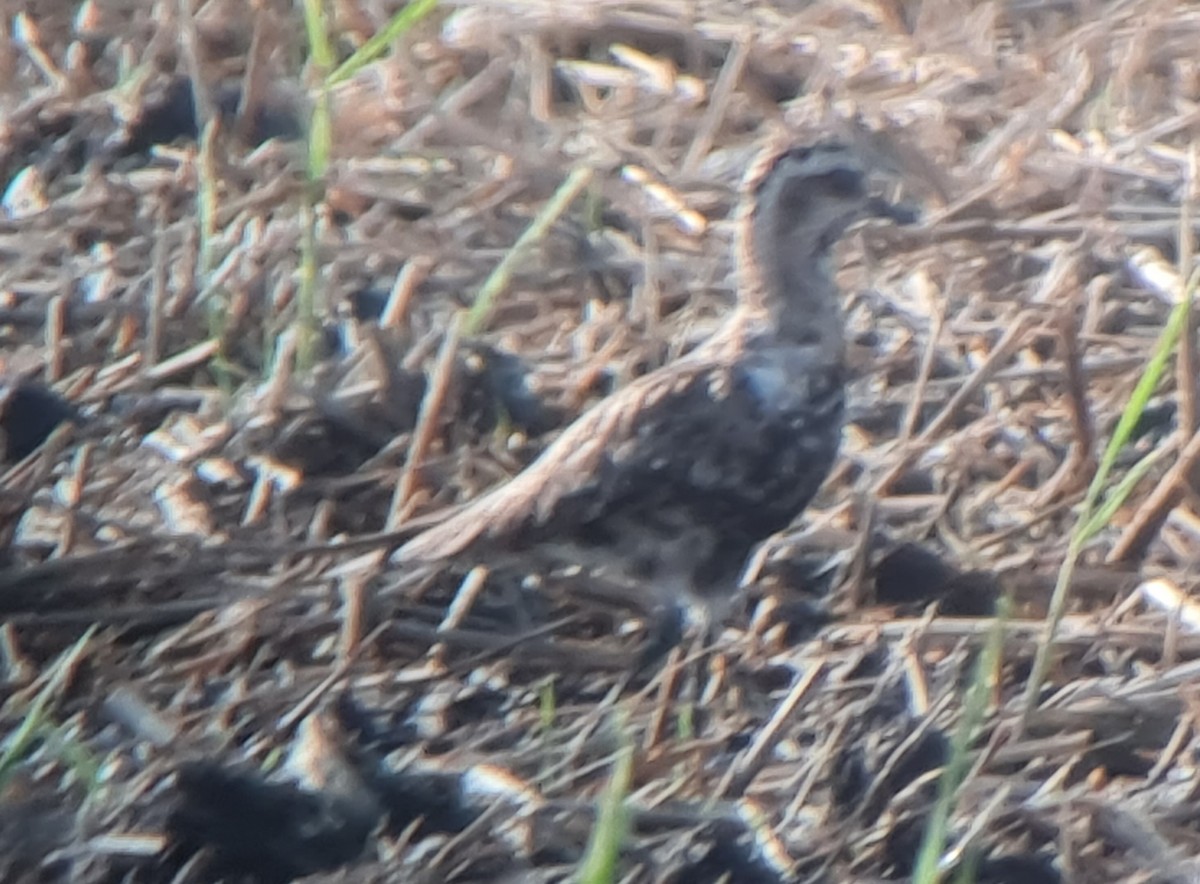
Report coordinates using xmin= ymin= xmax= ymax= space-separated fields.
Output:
xmin=391 ymin=141 xmax=913 ymax=631
xmin=0 ymin=376 xmax=76 ymax=463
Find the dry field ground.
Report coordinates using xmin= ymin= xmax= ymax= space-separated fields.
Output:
xmin=3 ymin=0 xmax=1200 ymax=881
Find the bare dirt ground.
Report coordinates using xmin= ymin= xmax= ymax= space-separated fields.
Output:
xmin=3 ymin=1 xmax=1200 ymax=881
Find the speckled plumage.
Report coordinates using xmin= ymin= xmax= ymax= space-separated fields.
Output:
xmin=393 ymin=143 xmax=904 ymax=613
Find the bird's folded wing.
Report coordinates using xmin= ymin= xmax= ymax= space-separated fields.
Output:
xmin=392 ymin=354 xmax=721 ymax=564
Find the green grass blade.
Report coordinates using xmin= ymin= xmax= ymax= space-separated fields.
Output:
xmin=1084 ymin=283 xmax=1192 ymax=515
xmin=1021 ymin=269 xmax=1197 ymax=727
xmin=296 ymin=0 xmax=335 ymax=373
xmin=0 ymin=626 xmax=96 ymax=793
xmin=1078 ymin=443 xmax=1172 ymax=541
xmin=577 ymin=730 xmax=633 ymax=884
xmin=538 ymin=677 xmax=557 ymax=733
xmin=466 ymin=164 xmax=594 ymax=334
xmin=912 ymin=597 xmax=1011 ymax=884
xmin=329 ymin=0 xmax=440 ymax=85
xmin=301 ymin=0 xmax=335 ymax=69
xmin=307 ymin=88 xmax=332 ymax=182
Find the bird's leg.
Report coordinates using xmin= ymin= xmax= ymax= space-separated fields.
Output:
xmin=635 ymin=601 xmax=688 ymax=671
xmin=633 ymin=527 xmax=732 ymax=669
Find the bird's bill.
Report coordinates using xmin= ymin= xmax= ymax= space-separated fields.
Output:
xmin=865 ymin=194 xmax=920 ymax=225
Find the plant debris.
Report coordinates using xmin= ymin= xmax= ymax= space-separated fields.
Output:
xmin=3 ymin=1 xmax=1200 ymax=882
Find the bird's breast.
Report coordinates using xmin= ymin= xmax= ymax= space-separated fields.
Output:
xmin=733 ymin=345 xmax=844 ymax=422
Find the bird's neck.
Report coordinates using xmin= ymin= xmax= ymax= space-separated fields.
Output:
xmin=738 ymin=224 xmax=846 ymax=362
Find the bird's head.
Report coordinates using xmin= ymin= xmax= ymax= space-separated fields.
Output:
xmin=744 ymin=142 xmax=915 ymax=256
xmin=733 ymin=140 xmax=917 ymax=349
